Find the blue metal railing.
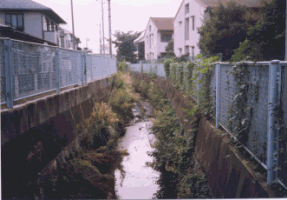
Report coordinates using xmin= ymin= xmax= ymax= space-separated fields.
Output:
xmin=0 ymin=37 xmax=117 ymax=108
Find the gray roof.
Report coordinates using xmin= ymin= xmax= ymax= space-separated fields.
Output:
xmin=151 ymin=17 xmax=174 ymax=31
xmin=0 ymin=0 xmax=66 ymax=24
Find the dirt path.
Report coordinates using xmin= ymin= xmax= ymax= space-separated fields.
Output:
xmin=114 ymin=102 xmax=159 ymax=199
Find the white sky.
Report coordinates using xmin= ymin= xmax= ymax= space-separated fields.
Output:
xmin=32 ymin=0 xmax=181 ymax=54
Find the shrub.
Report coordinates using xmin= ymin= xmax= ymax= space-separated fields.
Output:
xmin=117 ymin=60 xmax=128 ymax=72
xmin=163 ymin=58 xmax=174 ymax=78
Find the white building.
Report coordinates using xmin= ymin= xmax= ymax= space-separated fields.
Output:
xmin=144 ymin=17 xmax=174 ymax=60
xmin=59 ymin=27 xmax=81 ymax=50
xmin=173 ymin=0 xmax=274 ymax=59
xmin=0 ymin=0 xmax=67 ymax=46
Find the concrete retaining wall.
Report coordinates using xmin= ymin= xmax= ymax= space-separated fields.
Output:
xmin=1 ymin=77 xmax=112 ymax=146
xmin=1 ymin=76 xmax=114 ymax=199
xmin=130 ymin=72 xmax=276 ymax=198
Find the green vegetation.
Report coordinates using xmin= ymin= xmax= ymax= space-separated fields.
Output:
xmin=231 ymin=0 xmax=286 ymax=61
xmin=164 ymin=54 xmax=219 ymax=119
xmin=132 ymin=73 xmax=211 ymax=199
xmin=198 ymin=0 xmax=285 ymax=61
xmin=198 ymin=0 xmax=257 ymax=61
xmin=163 ymin=58 xmax=174 ymax=78
xmin=113 ymin=31 xmax=142 ymax=63
xmin=165 ymin=39 xmax=176 ymax=58
xmin=117 ymin=60 xmax=129 ymax=72
xmin=40 ymin=72 xmax=139 ymax=199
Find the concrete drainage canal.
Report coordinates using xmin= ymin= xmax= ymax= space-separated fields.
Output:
xmin=115 ymin=100 xmax=160 ymax=199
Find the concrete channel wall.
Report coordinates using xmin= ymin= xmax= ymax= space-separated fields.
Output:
xmin=130 ymin=72 xmax=276 ymax=198
xmin=1 ymin=76 xmax=114 ymax=199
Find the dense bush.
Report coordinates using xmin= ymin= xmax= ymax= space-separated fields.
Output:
xmin=117 ymin=60 xmax=128 ymax=72
xmin=163 ymin=58 xmax=174 ymax=78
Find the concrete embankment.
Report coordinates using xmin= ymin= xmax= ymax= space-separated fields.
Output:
xmin=130 ymin=71 xmax=277 ymax=198
xmin=1 ymin=76 xmax=113 ymax=199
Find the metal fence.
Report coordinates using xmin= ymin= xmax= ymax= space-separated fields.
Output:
xmin=0 ymin=38 xmax=117 ymax=108
xmin=129 ymin=63 xmax=166 ymax=78
xmin=130 ymin=60 xmax=287 ymax=190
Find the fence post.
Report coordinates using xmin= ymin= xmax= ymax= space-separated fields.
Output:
xmin=84 ymin=53 xmax=87 ymax=84
xmin=4 ymin=39 xmax=14 ymax=108
xmin=81 ymin=52 xmax=84 ymax=85
xmin=90 ymin=56 xmax=93 ymax=82
xmin=196 ymin=75 xmax=200 ymax=106
xmin=267 ymin=60 xmax=281 ymax=186
xmin=215 ymin=63 xmax=221 ymax=129
xmin=55 ymin=48 xmax=60 ymax=93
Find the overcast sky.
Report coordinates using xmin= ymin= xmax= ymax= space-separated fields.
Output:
xmin=32 ymin=0 xmax=181 ymax=54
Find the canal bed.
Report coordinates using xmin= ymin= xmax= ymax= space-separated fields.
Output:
xmin=115 ymin=101 xmax=160 ymax=199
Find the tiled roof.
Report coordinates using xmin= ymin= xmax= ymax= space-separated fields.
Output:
xmin=0 ymin=0 xmax=50 ymax=9
xmin=0 ymin=0 xmax=66 ymax=24
xmin=150 ymin=17 xmax=174 ymax=31
xmin=174 ymin=0 xmax=273 ymax=20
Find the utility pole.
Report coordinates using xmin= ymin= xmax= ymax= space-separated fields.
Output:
xmin=107 ymin=0 xmax=112 ymax=57
xmin=71 ymin=0 xmax=76 ymax=50
xmin=285 ymin=1 xmax=287 ymax=60
xmin=101 ymin=0 xmax=105 ymax=55
xmin=99 ymin=23 xmax=102 ymax=54
xmin=86 ymin=38 xmax=89 ymax=49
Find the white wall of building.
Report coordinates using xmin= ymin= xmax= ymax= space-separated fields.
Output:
xmin=144 ymin=19 xmax=158 ymax=60
xmin=44 ymin=31 xmax=58 ymax=44
xmin=174 ymin=0 xmax=205 ymax=58
xmin=144 ymin=19 xmax=174 ymax=60
xmin=24 ymin=12 xmax=43 ymax=39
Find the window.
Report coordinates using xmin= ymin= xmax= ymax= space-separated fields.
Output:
xmin=179 ymin=48 xmax=182 ymax=56
xmin=51 ymin=21 xmax=54 ymax=31
xmin=150 ymin=34 xmax=153 ymax=49
xmin=185 ymin=46 xmax=189 ymax=55
xmin=185 ymin=18 xmax=189 ymax=40
xmin=191 ymin=46 xmax=195 ymax=60
xmin=43 ymin=16 xmax=56 ymax=32
xmin=5 ymin=13 xmax=24 ymax=31
xmin=191 ymin=16 xmax=195 ymax=31
xmin=149 ymin=25 xmax=151 ymax=32
xmin=185 ymin=4 xmax=189 ymax=14
xmin=161 ymin=34 xmax=172 ymax=42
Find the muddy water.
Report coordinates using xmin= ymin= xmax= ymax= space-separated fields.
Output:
xmin=115 ymin=101 xmax=160 ymax=199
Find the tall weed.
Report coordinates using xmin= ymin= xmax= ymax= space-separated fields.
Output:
xmin=133 ymin=74 xmax=211 ymax=199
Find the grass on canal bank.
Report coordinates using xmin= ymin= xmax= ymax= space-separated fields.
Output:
xmin=132 ymin=72 xmax=212 ymax=199
xmin=39 ymin=72 xmax=139 ymax=199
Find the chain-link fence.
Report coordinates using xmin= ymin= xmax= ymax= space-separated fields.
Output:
xmin=279 ymin=63 xmax=287 ymax=187
xmin=1 ymin=39 xmax=5 ymax=104
xmin=1 ymin=38 xmax=117 ymax=108
xmin=130 ymin=60 xmax=287 ymax=189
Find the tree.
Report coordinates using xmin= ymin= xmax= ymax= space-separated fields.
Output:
xmin=113 ymin=31 xmax=141 ymax=63
xmin=232 ymin=0 xmax=286 ymax=61
xmin=198 ymin=0 xmax=258 ymax=61
xmin=165 ymin=39 xmax=175 ymax=58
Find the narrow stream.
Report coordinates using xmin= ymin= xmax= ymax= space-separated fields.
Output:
xmin=115 ymin=101 xmax=160 ymax=199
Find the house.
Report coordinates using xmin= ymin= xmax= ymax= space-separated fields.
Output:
xmin=0 ymin=0 xmax=66 ymax=46
xmin=59 ymin=27 xmax=81 ymax=50
xmin=134 ymin=31 xmax=145 ymax=61
xmin=0 ymin=24 xmax=57 ymax=46
xmin=173 ymin=0 xmax=273 ymax=59
xmin=144 ymin=17 xmax=174 ymax=60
